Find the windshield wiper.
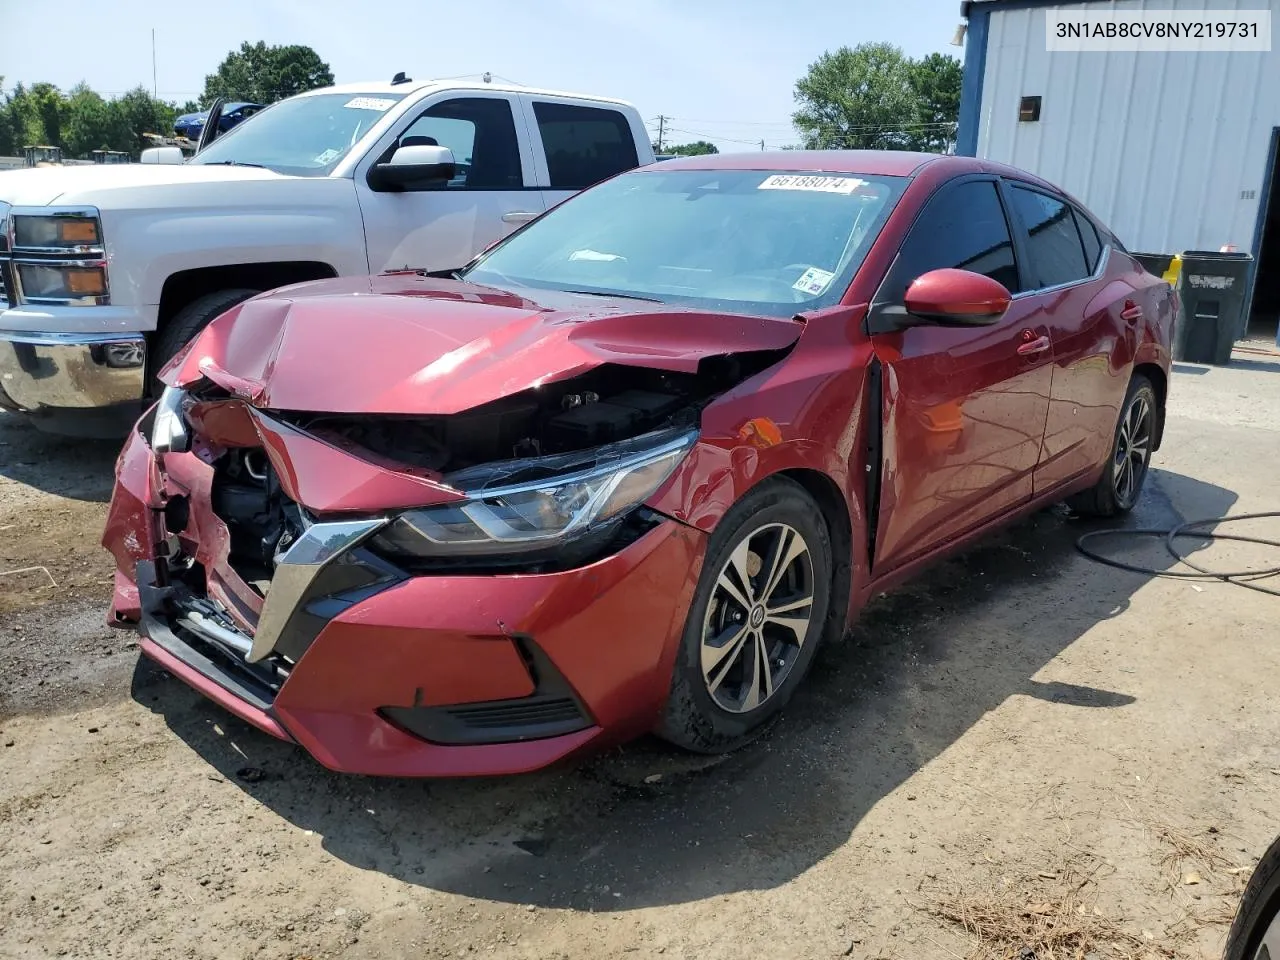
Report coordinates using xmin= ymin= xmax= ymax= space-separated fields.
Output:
xmin=561 ymin=288 xmax=662 ymax=303
xmin=208 ymin=159 xmax=266 ymax=168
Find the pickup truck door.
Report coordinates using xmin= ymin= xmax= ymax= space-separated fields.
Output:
xmin=517 ymin=94 xmax=646 ymax=214
xmin=353 ymin=92 xmax=545 ymax=273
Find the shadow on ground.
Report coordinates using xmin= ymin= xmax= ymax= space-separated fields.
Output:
xmin=133 ymin=468 xmax=1236 ymax=911
xmin=0 ymin=412 xmax=119 ymax=503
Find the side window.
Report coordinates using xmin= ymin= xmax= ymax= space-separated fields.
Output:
xmin=878 ymin=179 xmax=1020 ymax=304
xmin=1008 ymin=186 xmax=1090 ymax=288
xmin=399 ymin=97 xmax=523 ymax=189
xmin=1072 ymin=206 xmax=1103 ymax=273
xmin=531 ymin=102 xmax=640 ymax=189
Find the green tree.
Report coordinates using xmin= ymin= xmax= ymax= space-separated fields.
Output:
xmin=202 ymin=41 xmax=334 ymax=104
xmin=667 ymin=140 xmax=719 ymax=156
xmin=792 ymin=43 xmax=962 ymax=153
xmin=109 ymin=86 xmax=176 ymax=155
xmin=793 ymin=43 xmax=919 ymax=151
xmin=908 ymin=52 xmax=962 ymax=152
xmin=64 ymin=83 xmax=117 ymax=156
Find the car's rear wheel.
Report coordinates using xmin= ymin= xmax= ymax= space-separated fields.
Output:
xmin=1225 ymin=835 xmax=1280 ymax=959
xmin=658 ymin=477 xmax=832 ymax=753
xmin=1069 ymin=373 xmax=1157 ymax=517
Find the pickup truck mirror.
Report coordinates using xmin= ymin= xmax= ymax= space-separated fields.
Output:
xmin=141 ymin=146 xmax=184 ymax=165
xmin=367 ymin=144 xmax=457 ymax=192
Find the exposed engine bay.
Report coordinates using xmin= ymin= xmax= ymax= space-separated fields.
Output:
xmin=275 ymin=353 xmax=784 ymax=477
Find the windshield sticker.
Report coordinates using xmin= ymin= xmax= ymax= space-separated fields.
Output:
xmin=344 ymin=97 xmax=398 ymax=112
xmin=793 ymin=266 xmax=835 ymax=295
xmin=569 ymin=249 xmax=625 ymax=262
xmin=758 ymin=174 xmax=866 ymax=194
xmin=313 ymin=148 xmax=342 ymax=165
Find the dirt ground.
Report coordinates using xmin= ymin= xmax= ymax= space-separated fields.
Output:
xmin=3 ymin=349 xmax=1280 ymax=960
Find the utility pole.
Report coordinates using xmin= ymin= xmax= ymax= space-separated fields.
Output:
xmin=760 ymin=139 xmax=765 ymax=151
xmin=656 ymin=115 xmax=666 ymax=152
xmin=151 ymin=29 xmax=158 ymax=98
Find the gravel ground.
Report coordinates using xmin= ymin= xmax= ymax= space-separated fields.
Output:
xmin=1 ymin=349 xmax=1279 ymax=960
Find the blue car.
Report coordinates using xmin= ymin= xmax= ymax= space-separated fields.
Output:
xmin=173 ymin=102 xmax=263 ymax=140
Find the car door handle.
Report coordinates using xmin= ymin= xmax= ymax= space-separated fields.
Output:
xmin=501 ymin=211 xmax=539 ymax=224
xmin=1120 ymin=299 xmax=1144 ymax=323
xmin=1017 ymin=334 xmax=1051 ymax=357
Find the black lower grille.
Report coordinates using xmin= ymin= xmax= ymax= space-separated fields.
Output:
xmin=0 ymin=258 xmax=11 ymax=307
xmin=445 ymin=697 xmax=583 ymax=729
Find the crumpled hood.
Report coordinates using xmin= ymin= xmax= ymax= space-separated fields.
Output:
xmin=162 ymin=273 xmax=804 ymax=414
xmin=0 ymin=162 xmax=290 ymax=207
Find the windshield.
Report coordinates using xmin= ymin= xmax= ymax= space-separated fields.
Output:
xmin=462 ymin=168 xmax=907 ymax=317
xmin=192 ymin=92 xmax=406 ymax=176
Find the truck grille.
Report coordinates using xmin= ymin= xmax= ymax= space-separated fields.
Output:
xmin=0 ymin=261 xmax=8 ymax=308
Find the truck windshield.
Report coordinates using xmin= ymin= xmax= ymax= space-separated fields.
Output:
xmin=191 ymin=93 xmax=406 ymax=176
xmin=463 ymin=169 xmax=908 ymax=318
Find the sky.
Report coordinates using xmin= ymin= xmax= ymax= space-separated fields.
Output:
xmin=0 ymin=0 xmax=963 ymax=153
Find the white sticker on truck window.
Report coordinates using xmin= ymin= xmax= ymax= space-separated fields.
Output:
xmin=758 ymin=174 xmax=865 ymax=194
xmin=344 ymin=97 xmax=398 ymax=112
xmin=793 ymin=266 xmax=835 ymax=295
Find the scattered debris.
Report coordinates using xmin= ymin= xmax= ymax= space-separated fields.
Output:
xmin=235 ymin=767 xmax=266 ymax=784
xmin=643 ymin=773 xmax=664 ymax=784
xmin=1182 ymin=871 xmax=1202 ymax=886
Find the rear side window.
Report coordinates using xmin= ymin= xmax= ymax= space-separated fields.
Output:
xmin=1008 ymin=186 xmax=1090 ymax=288
xmin=878 ymin=179 xmax=1021 ymax=303
xmin=1072 ymin=207 xmax=1103 ymax=272
xmin=532 ymin=102 xmax=639 ymax=189
xmin=400 ymin=97 xmax=523 ymax=189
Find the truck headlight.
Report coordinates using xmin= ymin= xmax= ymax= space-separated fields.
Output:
xmin=375 ymin=429 xmax=695 ymax=558
xmin=16 ymin=263 xmax=109 ymax=301
xmin=13 ymin=214 xmax=102 ymax=249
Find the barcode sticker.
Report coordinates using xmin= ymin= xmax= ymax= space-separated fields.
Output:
xmin=759 ymin=174 xmax=865 ymax=194
xmin=344 ymin=97 xmax=398 ymax=112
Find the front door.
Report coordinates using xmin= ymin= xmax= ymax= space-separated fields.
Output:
xmin=354 ymin=93 xmax=545 ymax=274
xmin=869 ymin=177 xmax=1053 ymax=574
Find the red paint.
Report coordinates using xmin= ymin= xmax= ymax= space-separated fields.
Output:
xmin=105 ymin=153 xmax=1174 ymax=777
xmin=904 ymin=268 xmax=1012 ymax=322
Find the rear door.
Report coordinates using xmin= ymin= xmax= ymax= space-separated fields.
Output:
xmin=869 ymin=176 xmax=1054 ymax=574
xmin=1002 ymin=184 xmax=1133 ymax=492
xmin=355 ymin=92 xmax=545 ymax=273
xmin=520 ymin=97 xmax=643 ymax=213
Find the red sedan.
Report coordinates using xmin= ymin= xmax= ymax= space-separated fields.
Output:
xmin=103 ymin=151 xmax=1174 ymax=777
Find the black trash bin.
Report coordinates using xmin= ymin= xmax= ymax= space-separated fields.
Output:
xmin=1173 ymin=250 xmax=1253 ymax=365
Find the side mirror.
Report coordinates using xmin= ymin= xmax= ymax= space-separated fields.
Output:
xmin=140 ymin=146 xmax=184 ymax=165
xmin=904 ymin=268 xmax=1011 ymax=326
xmin=367 ymin=144 xmax=457 ymax=191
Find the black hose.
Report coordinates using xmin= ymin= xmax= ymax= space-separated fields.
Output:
xmin=1075 ymin=511 xmax=1280 ymax=597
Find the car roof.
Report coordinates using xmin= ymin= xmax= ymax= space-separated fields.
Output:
xmin=297 ymin=79 xmax=636 ymax=108
xmin=648 ymin=150 xmax=949 ymax=177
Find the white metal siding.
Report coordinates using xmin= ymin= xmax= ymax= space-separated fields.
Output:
xmin=977 ymin=0 xmax=1279 ymax=253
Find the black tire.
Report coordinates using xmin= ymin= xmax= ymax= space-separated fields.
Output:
xmin=1068 ymin=373 xmax=1158 ymax=517
xmin=657 ymin=477 xmax=833 ymax=753
xmin=1224 ymin=834 xmax=1280 ymax=960
xmin=149 ymin=288 xmax=259 ymax=394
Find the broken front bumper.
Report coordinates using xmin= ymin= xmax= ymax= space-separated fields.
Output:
xmin=105 ymin=428 xmax=706 ymax=778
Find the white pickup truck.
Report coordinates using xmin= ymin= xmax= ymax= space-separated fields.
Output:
xmin=0 ymin=77 xmax=654 ymax=436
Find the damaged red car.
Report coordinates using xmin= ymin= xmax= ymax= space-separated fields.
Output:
xmin=103 ymin=152 xmax=1174 ymax=777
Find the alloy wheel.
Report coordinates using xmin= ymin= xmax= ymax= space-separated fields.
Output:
xmin=700 ymin=522 xmax=815 ymax=714
xmin=1113 ymin=392 xmax=1152 ymax=507
xmin=1252 ymin=912 xmax=1280 ymax=960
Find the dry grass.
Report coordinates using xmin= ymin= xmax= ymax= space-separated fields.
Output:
xmin=920 ymin=856 xmax=1182 ymax=960
xmin=1148 ymin=821 xmax=1240 ymax=880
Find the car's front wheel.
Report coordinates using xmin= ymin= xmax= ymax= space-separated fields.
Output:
xmin=658 ymin=477 xmax=832 ymax=753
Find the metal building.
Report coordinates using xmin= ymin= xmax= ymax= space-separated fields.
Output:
xmin=956 ymin=0 xmax=1280 ymax=342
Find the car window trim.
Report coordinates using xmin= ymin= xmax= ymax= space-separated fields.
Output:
xmin=370 ymin=92 xmax=542 ymax=192
xmin=866 ymin=172 xmax=1021 ymax=334
xmin=1002 ymin=180 xmax=1106 ymax=296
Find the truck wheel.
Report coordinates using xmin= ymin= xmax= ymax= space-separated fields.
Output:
xmin=150 ymin=288 xmax=259 ymax=393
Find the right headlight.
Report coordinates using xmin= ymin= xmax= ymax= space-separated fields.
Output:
xmin=375 ymin=428 xmax=696 ymax=559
